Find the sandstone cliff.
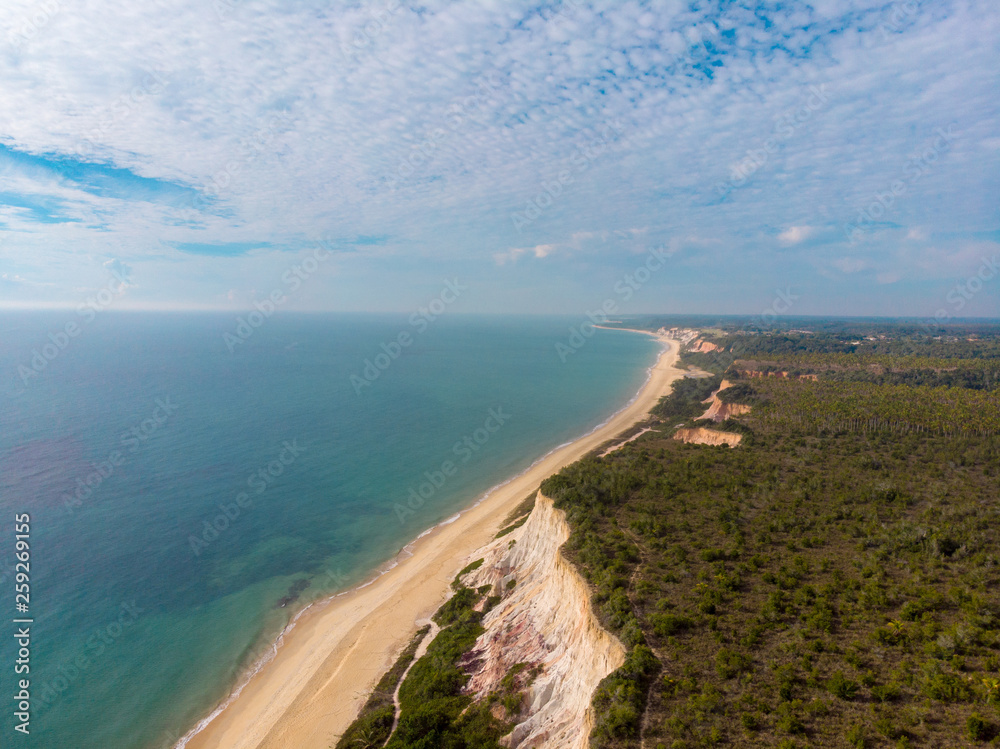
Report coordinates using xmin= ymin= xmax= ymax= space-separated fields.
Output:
xmin=458 ymin=494 xmax=625 ymax=748
xmin=698 ymin=380 xmax=752 ymax=423
xmin=672 ymin=426 xmax=742 ymax=447
xmin=689 ymin=338 xmax=721 ymax=353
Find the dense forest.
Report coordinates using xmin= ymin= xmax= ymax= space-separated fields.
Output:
xmin=337 ymin=324 xmax=1000 ymax=748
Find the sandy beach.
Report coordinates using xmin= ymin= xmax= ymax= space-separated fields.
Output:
xmin=182 ymin=331 xmax=684 ymax=749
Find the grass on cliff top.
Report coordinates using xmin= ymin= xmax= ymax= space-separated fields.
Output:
xmin=540 ymin=340 xmax=1000 ymax=748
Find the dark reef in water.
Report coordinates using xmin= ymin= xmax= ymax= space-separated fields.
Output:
xmin=276 ymin=578 xmax=311 ymax=608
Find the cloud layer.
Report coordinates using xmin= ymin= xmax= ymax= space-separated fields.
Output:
xmin=0 ymin=0 xmax=997 ymax=316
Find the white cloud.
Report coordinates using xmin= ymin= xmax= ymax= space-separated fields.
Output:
xmin=778 ymin=226 xmax=815 ymax=245
xmin=493 ymin=243 xmax=555 ymax=265
xmin=0 ymin=0 xmax=995 ymax=312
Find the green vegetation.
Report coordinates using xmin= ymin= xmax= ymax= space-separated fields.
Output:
xmin=342 ymin=324 xmax=1000 ymax=747
xmin=650 ymin=375 xmax=722 ymax=424
xmin=591 ymin=645 xmax=660 ymax=745
xmin=495 ymin=515 xmax=529 ymax=538
xmin=539 ymin=330 xmax=1000 ymax=747
xmin=335 ymin=625 xmax=430 ymax=749
xmin=386 ymin=582 xmax=515 ymax=749
xmin=502 ymin=492 xmax=537 ymax=525
xmin=746 ymin=377 xmax=1000 ymax=437
xmin=733 ymin=352 xmax=1000 ymax=383
xmin=340 ymin=572 xmax=533 ymax=748
xmin=454 ymin=559 xmax=484 ymax=586
xmin=664 ymin=324 xmax=1000 ymax=378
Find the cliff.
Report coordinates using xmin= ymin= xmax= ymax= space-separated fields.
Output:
xmin=672 ymin=426 xmax=742 ymax=447
xmin=457 ymin=494 xmax=625 ymax=748
xmin=698 ymin=379 xmax=752 ymax=423
xmin=690 ymin=338 xmax=722 ymax=353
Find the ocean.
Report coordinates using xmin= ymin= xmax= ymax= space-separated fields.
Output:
xmin=0 ymin=312 xmax=659 ymax=748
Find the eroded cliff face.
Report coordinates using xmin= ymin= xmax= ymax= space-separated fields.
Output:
xmin=672 ymin=426 xmax=742 ymax=447
xmin=690 ymin=339 xmax=721 ymax=353
xmin=698 ymin=379 xmax=752 ymax=423
xmin=458 ymin=494 xmax=625 ymax=749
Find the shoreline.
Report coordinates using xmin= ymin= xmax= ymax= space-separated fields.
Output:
xmin=181 ymin=330 xmax=683 ymax=749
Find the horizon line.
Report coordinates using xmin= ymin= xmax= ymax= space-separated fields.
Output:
xmin=0 ymin=305 xmax=998 ymax=324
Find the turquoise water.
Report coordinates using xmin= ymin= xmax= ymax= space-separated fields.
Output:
xmin=0 ymin=312 xmax=658 ymax=748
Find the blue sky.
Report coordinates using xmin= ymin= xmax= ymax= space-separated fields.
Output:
xmin=0 ymin=0 xmax=997 ymax=318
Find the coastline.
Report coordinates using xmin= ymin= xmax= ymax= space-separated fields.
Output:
xmin=181 ymin=330 xmax=683 ymax=749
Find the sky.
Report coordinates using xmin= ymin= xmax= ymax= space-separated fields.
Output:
xmin=0 ymin=0 xmax=998 ymax=319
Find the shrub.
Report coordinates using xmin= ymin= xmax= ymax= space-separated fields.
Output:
xmin=777 ymin=668 xmax=797 ymax=702
xmin=875 ymin=714 xmax=902 ymax=739
xmin=967 ymin=714 xmax=993 ymax=741
xmin=432 ymin=586 xmax=479 ymax=626
xmin=649 ymin=613 xmax=692 ymax=637
xmin=335 ymin=705 xmax=394 ymax=749
xmin=776 ymin=705 xmax=806 ymax=735
xmin=826 ymin=671 xmax=860 ymax=700
xmin=846 ymin=723 xmax=867 ymax=748
xmin=922 ymin=668 xmax=973 ymax=702
xmin=336 ymin=625 xmax=430 ymax=749
xmin=806 ymin=599 xmax=836 ymax=633
xmin=590 ymin=645 xmax=660 ymax=748
xmin=457 ymin=558 xmax=483 ymax=577
xmin=870 ymin=682 xmax=901 ymax=702
xmin=715 ymin=648 xmax=752 ymax=679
